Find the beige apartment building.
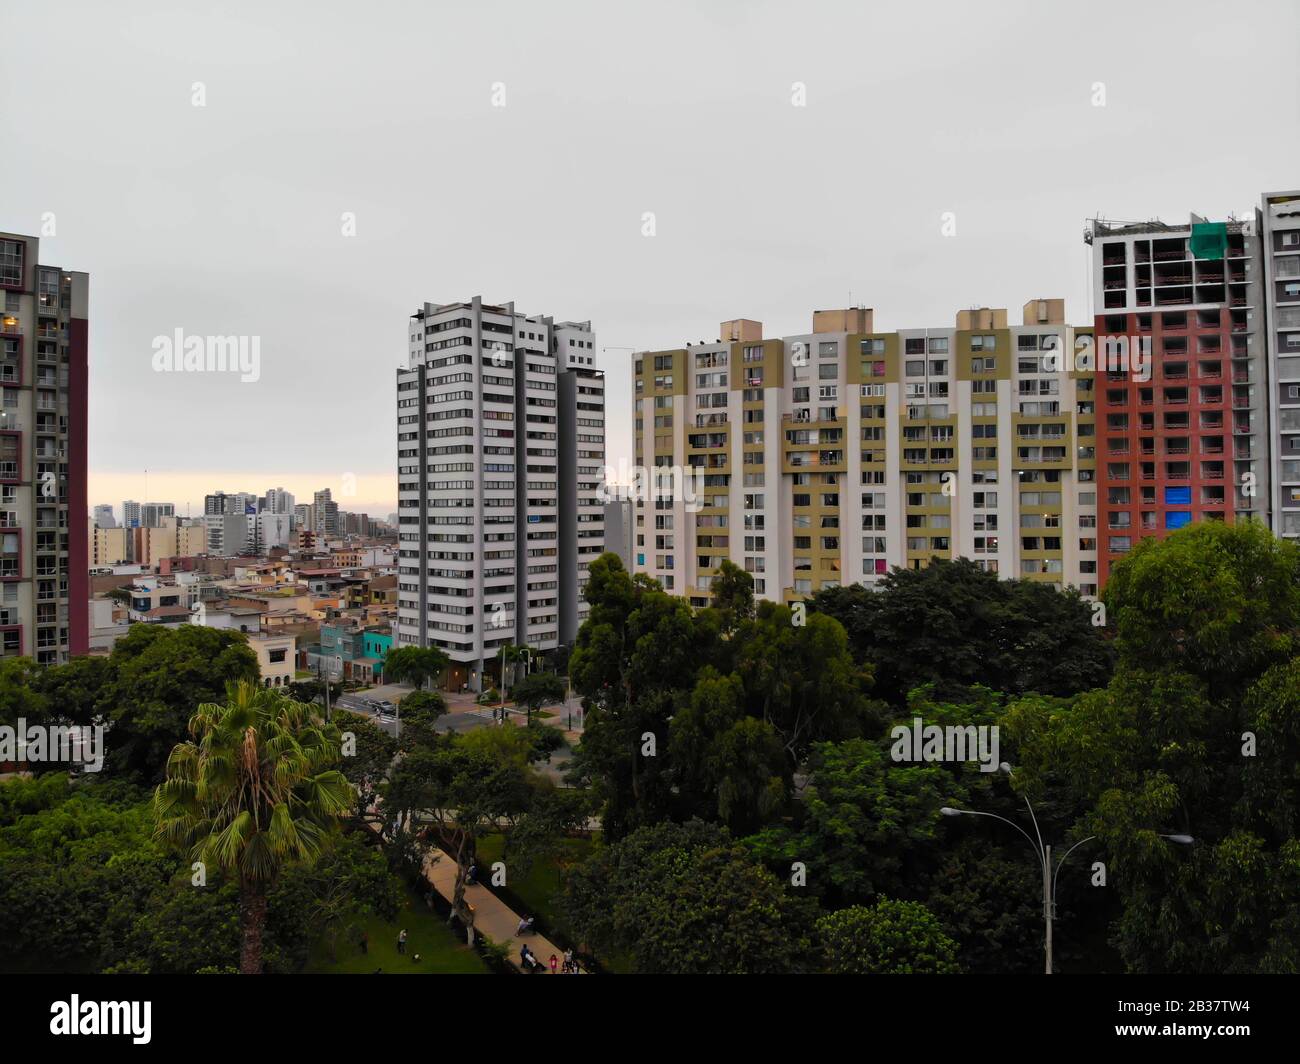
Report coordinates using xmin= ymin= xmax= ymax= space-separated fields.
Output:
xmin=92 ymin=524 xmax=130 ymax=567
xmin=90 ymin=515 xmax=208 ymax=569
xmin=631 ymin=302 xmax=1098 ymax=608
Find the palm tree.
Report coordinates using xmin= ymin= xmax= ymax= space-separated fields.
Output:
xmin=153 ymin=680 xmax=354 ymax=974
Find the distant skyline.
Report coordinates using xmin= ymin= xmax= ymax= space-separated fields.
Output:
xmin=90 ymin=472 xmax=395 ymax=521
xmin=5 ymin=0 xmax=1298 ymax=517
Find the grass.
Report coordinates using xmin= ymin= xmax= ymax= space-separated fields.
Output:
xmin=475 ymin=834 xmax=635 ymax=974
xmin=474 ymin=833 xmax=592 ymax=932
xmin=306 ymin=885 xmax=488 ymax=975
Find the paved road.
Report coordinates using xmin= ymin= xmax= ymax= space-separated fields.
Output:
xmin=332 ymin=693 xmax=505 ymax=738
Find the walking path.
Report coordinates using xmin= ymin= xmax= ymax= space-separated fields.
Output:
xmin=364 ymin=814 xmax=579 ymax=974
xmin=422 ymin=849 xmax=576 ymax=974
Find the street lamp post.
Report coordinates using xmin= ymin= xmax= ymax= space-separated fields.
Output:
xmin=940 ymin=764 xmax=1193 ymax=974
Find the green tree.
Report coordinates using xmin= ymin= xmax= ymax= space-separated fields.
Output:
xmin=395 ymin=690 xmax=449 ymax=750
xmin=510 ymin=671 xmax=566 ymax=725
xmin=1003 ymin=523 xmax=1300 ymax=973
xmin=0 ymin=657 xmax=52 ymax=731
xmin=733 ymin=602 xmax=878 ymax=767
xmin=922 ymin=840 xmax=1047 ymax=974
xmin=560 ymin=819 xmax=816 ymax=973
xmin=668 ymin=667 xmax=785 ymax=834
xmin=30 ymin=656 xmax=112 ymax=728
xmin=152 ymin=681 xmax=353 ymax=973
xmin=103 ymin=624 xmax=260 ymax=780
xmin=1103 ymin=520 xmax=1300 ymax=701
xmin=384 ymin=729 xmax=539 ymax=930
xmin=708 ymin=559 xmax=755 ymax=635
xmin=568 ymin=554 xmax=711 ymax=838
xmin=745 ymin=736 xmax=961 ymax=905
xmin=383 ymin=645 xmax=449 ymax=692
xmin=816 ymin=898 xmax=959 ymax=974
xmin=810 ymin=559 xmax=1114 ymax=706
xmin=332 ymin=710 xmax=398 ymax=823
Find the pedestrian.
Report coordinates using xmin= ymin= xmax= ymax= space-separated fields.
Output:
xmin=466 ymin=861 xmax=478 ymax=886
xmin=549 ymin=953 xmax=558 ymax=975
xmin=360 ymin=930 xmax=369 ymax=954
xmin=563 ymin=947 xmax=574 ymax=973
xmin=397 ymin=928 xmax=408 ymax=954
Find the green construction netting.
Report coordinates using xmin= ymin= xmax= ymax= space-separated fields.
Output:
xmin=1190 ymin=221 xmax=1228 ymax=260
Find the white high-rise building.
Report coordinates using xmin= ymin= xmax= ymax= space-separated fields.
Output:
xmin=1260 ymin=192 xmax=1300 ymax=542
xmin=205 ymin=512 xmax=249 ymax=556
xmin=248 ymin=511 xmax=291 ymax=552
xmin=312 ymin=488 xmax=339 ymax=538
xmin=396 ymin=297 xmax=604 ymax=691
xmin=264 ymin=487 xmax=295 ymax=514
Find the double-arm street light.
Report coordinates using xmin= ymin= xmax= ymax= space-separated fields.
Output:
xmin=940 ymin=763 xmax=1193 ymax=974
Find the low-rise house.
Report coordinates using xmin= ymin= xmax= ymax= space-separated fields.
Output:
xmin=248 ymin=632 xmax=295 ymax=689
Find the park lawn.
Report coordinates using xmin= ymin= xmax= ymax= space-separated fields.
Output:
xmin=475 ymin=833 xmax=592 ymax=930
xmin=474 ymin=833 xmax=636 ymax=974
xmin=306 ymin=886 xmax=488 ymax=975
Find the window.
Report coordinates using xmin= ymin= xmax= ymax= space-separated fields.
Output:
xmin=0 ymin=240 xmax=23 ymax=288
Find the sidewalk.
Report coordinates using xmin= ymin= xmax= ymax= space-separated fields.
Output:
xmin=422 ymin=848 xmax=576 ymax=974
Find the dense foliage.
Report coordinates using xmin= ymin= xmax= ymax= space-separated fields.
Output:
xmin=558 ymin=527 xmax=1300 ymax=973
xmin=4 ymin=520 xmax=1297 ymax=974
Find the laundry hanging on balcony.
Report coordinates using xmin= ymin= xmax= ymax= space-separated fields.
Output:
xmin=1189 ymin=221 xmax=1228 ymax=260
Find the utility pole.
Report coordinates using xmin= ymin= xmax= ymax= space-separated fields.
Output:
xmin=1043 ymin=844 xmax=1052 ymax=975
xmin=941 ymin=766 xmax=1193 ymax=975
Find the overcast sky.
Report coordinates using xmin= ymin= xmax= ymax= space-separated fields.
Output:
xmin=3 ymin=0 xmax=1297 ymax=517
